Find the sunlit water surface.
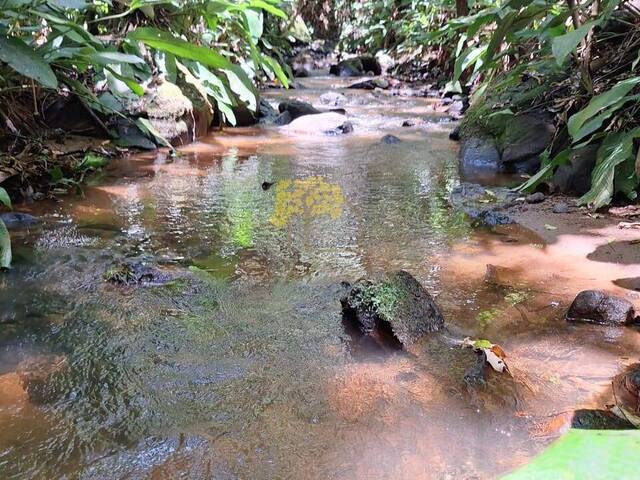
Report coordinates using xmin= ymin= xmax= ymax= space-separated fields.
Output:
xmin=1 ymin=76 xmax=639 ymax=479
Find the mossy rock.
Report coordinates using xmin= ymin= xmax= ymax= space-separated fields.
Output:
xmin=341 ymin=270 xmax=444 ymax=347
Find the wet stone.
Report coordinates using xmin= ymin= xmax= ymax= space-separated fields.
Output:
xmin=341 ymin=270 xmax=445 ymax=348
xmin=571 ymin=409 xmax=634 ymax=430
xmin=566 ymin=290 xmax=637 ymax=325
xmin=0 ymin=212 xmax=40 ymax=229
xmin=381 ymin=134 xmax=401 ymax=144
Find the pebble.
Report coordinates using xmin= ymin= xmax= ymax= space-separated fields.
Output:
xmin=552 ymin=202 xmax=569 ymax=214
xmin=525 ymin=192 xmax=546 ymax=204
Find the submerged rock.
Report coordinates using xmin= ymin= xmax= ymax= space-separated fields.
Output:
xmin=104 ymin=257 xmax=172 ymax=286
xmin=552 ymin=202 xmax=570 ymax=214
xmin=348 ymin=78 xmax=390 ymax=90
xmin=449 ymin=183 xmax=517 ymax=226
xmin=459 ymin=136 xmax=502 ymax=175
xmin=320 ymin=91 xmax=348 ymax=107
xmin=381 ymin=134 xmax=401 ymax=144
xmin=571 ymin=409 xmax=635 ymax=429
xmin=0 ymin=212 xmax=40 ymax=229
xmin=341 ymin=270 xmax=444 ymax=347
xmin=566 ymin=290 xmax=637 ymax=325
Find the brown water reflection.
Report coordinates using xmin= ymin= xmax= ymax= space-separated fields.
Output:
xmin=1 ymin=75 xmax=639 ymax=479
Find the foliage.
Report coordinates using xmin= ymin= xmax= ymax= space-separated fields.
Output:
xmin=503 ymin=429 xmax=640 ymax=479
xmin=0 ymin=186 xmax=11 ymax=269
xmin=0 ymin=0 xmax=290 ymax=135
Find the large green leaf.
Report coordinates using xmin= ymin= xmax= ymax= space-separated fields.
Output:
xmin=568 ymin=77 xmax=640 ymax=140
xmin=86 ymin=51 xmax=145 ymax=65
xmin=0 ymin=187 xmax=11 ymax=209
xmin=503 ymin=429 xmax=640 ymax=479
xmin=248 ymin=0 xmax=287 ymax=19
xmin=579 ymin=128 xmax=640 ymax=209
xmin=261 ymin=54 xmax=289 ymax=88
xmin=551 ymin=21 xmax=597 ymax=66
xmin=0 ymin=219 xmax=11 ymax=269
xmin=128 ymin=28 xmax=234 ymax=70
xmin=0 ymin=36 xmax=58 ymax=88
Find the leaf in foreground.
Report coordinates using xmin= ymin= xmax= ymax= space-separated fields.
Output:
xmin=503 ymin=429 xmax=640 ymax=479
xmin=0 ymin=36 xmax=58 ymax=89
xmin=0 ymin=219 xmax=11 ymax=269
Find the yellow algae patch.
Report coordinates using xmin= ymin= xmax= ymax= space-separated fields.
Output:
xmin=269 ymin=176 xmax=344 ymax=227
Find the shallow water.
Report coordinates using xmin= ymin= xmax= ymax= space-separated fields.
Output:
xmin=1 ymin=76 xmax=639 ymax=479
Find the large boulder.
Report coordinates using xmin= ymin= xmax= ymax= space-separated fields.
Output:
xmin=281 ymin=112 xmax=353 ymax=135
xmin=553 ymin=145 xmax=598 ymax=195
xmin=459 ymin=136 xmax=502 ymax=175
xmin=278 ymin=100 xmax=321 ymax=119
xmin=341 ymin=270 xmax=444 ymax=347
xmin=329 ymin=56 xmax=382 ymax=77
xmin=566 ymin=290 xmax=637 ymax=325
xmin=500 ymin=113 xmax=555 ymax=173
xmin=449 ymin=183 xmax=517 ymax=226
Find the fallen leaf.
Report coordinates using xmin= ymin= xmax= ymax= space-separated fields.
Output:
xmin=544 ymin=224 xmax=558 ymax=230
xmin=618 ymin=222 xmax=640 ymax=229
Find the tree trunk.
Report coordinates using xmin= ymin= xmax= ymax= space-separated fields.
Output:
xmin=456 ymin=0 xmax=469 ymax=17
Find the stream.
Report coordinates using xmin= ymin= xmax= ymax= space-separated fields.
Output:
xmin=1 ymin=75 xmax=639 ymax=479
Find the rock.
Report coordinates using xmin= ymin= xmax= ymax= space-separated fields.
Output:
xmin=113 ymin=118 xmax=157 ymax=150
xmin=553 ymin=145 xmax=599 ymax=195
xmin=500 ymin=113 xmax=555 ymax=173
xmin=566 ymin=290 xmax=637 ymax=325
xmin=329 ymin=56 xmax=381 ymax=77
xmin=459 ymin=136 xmax=502 ymax=175
xmin=341 ymin=270 xmax=445 ymax=347
xmin=293 ymin=67 xmax=310 ymax=78
xmin=447 ymin=98 xmax=469 ymax=117
xmin=278 ymin=100 xmax=321 ymax=120
xmin=571 ymin=409 xmax=635 ymax=429
xmin=104 ymin=257 xmax=172 ymax=286
xmin=43 ymin=94 xmax=110 ymax=137
xmin=348 ymin=78 xmax=390 ymax=90
xmin=553 ymin=202 xmax=569 ymax=214
xmin=449 ymin=183 xmax=517 ymax=226
xmin=375 ymin=51 xmax=395 ymax=74
xmin=381 ymin=134 xmax=401 ymax=144
xmin=141 ymin=81 xmax=193 ymax=145
xmin=257 ymin=98 xmax=277 ymax=122
xmin=230 ymin=104 xmax=258 ymax=127
xmin=402 ymin=119 xmax=417 ymax=127
xmin=274 ymin=110 xmax=293 ymax=126
xmin=320 ymin=91 xmax=348 ymax=107
xmin=282 ymin=112 xmax=352 ymax=135
xmin=449 ymin=125 xmax=461 ymax=141
xmin=525 ymin=192 xmax=546 ymax=204
xmin=0 ymin=212 xmax=40 ymax=229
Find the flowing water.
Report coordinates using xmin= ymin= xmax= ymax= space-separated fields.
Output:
xmin=1 ymin=76 xmax=639 ymax=479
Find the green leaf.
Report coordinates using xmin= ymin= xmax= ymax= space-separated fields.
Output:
xmin=579 ymin=128 xmax=640 ymax=209
xmin=453 ymin=45 xmax=487 ymax=84
xmin=0 ymin=219 xmax=11 ymax=269
xmin=568 ymin=77 xmax=640 ymax=140
xmin=249 ymin=0 xmax=287 ymax=19
xmin=244 ymin=9 xmax=263 ymax=41
xmin=552 ymin=20 xmax=597 ymax=66
xmin=135 ymin=118 xmax=173 ymax=148
xmin=0 ymin=36 xmax=58 ymax=89
xmin=503 ymin=429 xmax=640 ymax=479
xmin=0 ymin=187 xmax=11 ymax=209
xmin=78 ymin=153 xmax=107 ymax=170
xmin=261 ymin=54 xmax=289 ymax=88
xmin=86 ymin=51 xmax=145 ymax=65
xmin=104 ymin=66 xmax=144 ymax=97
xmin=223 ymin=67 xmax=257 ymax=110
xmin=128 ymin=27 xmax=234 ymax=70
xmin=516 ymin=149 xmax=569 ymax=193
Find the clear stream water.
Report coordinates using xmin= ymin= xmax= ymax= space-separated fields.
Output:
xmin=1 ymin=76 xmax=639 ymax=479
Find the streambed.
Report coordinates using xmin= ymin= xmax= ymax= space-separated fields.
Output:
xmin=1 ymin=75 xmax=639 ymax=479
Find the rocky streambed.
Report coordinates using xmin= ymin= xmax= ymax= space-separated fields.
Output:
xmin=1 ymin=72 xmax=639 ymax=479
